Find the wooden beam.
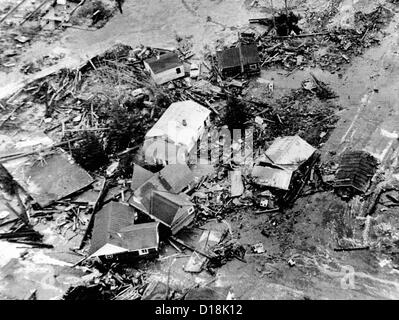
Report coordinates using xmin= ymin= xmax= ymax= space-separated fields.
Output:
xmin=0 ymin=0 xmax=29 ymax=24
xmin=20 ymin=0 xmax=51 ymax=25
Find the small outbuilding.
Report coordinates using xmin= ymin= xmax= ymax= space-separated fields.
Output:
xmin=129 ymin=163 xmax=196 ymax=234
xmin=216 ymin=43 xmax=260 ymax=78
xmin=252 ymin=135 xmax=316 ymax=190
xmin=144 ymin=52 xmax=185 ymax=85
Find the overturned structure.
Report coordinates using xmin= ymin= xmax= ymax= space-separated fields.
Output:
xmin=252 ymin=135 xmax=316 ymax=191
xmin=334 ymin=150 xmax=378 ymax=199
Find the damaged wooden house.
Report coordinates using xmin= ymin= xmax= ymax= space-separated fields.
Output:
xmin=216 ymin=42 xmax=260 ymax=78
xmin=144 ymin=52 xmax=185 ymax=85
xmin=251 ymin=135 xmax=316 ymax=191
xmin=334 ymin=150 xmax=378 ymax=199
xmin=142 ymin=100 xmax=211 ymax=165
xmin=89 ymin=201 xmax=160 ymax=261
xmin=129 ymin=163 xmax=196 ymax=235
xmin=0 ymin=132 xmax=94 ymax=208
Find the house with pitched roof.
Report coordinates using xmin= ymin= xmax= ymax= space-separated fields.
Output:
xmin=89 ymin=202 xmax=159 ymax=261
xmin=143 ymin=100 xmax=211 ymax=165
xmin=129 ymin=163 xmax=195 ymax=235
xmin=216 ymin=43 xmax=260 ymax=78
xmin=144 ymin=52 xmax=185 ymax=85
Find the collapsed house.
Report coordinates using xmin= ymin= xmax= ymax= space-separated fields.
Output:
xmin=0 ymin=137 xmax=94 ymax=208
xmin=130 ymin=163 xmax=195 ymax=234
xmin=216 ymin=43 xmax=260 ymax=78
xmin=89 ymin=202 xmax=159 ymax=261
xmin=252 ymin=135 xmax=316 ymax=191
xmin=144 ymin=52 xmax=185 ymax=85
xmin=334 ymin=150 xmax=378 ymax=198
xmin=151 ymin=190 xmax=195 ymax=235
xmin=143 ymin=100 xmax=211 ymax=165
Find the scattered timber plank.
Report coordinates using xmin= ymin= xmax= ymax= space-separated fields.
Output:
xmin=20 ymin=0 xmax=51 ymax=25
xmin=170 ymin=236 xmax=214 ymax=260
xmin=78 ymin=178 xmax=108 ymax=250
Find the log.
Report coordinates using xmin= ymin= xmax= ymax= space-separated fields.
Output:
xmin=334 ymin=246 xmax=370 ymax=252
xmin=8 ymin=239 xmax=53 ymax=248
xmin=0 ymin=230 xmax=42 ymax=239
xmin=253 ymin=208 xmax=280 ymax=214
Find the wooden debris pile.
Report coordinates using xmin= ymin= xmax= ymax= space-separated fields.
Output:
xmin=252 ymin=6 xmax=393 ymax=72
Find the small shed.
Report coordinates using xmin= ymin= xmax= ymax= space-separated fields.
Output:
xmin=216 ymin=43 xmax=260 ymax=78
xmin=144 ymin=52 xmax=185 ymax=85
xmin=89 ymin=202 xmax=159 ymax=260
xmin=252 ymin=135 xmax=316 ymax=190
xmin=143 ymin=100 xmax=211 ymax=165
xmin=334 ymin=151 xmax=378 ymax=197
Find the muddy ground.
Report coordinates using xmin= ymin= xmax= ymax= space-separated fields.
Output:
xmin=1 ymin=0 xmax=399 ymax=300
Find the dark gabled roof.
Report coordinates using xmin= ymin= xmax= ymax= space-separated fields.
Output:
xmin=129 ymin=164 xmax=195 ymax=214
xmin=131 ymin=164 xmax=154 ymax=191
xmin=89 ymin=202 xmax=135 ymax=255
xmin=144 ymin=52 xmax=182 ymax=74
xmin=216 ymin=44 xmax=260 ymax=70
xmin=240 ymin=44 xmax=260 ymax=65
xmin=153 ymin=190 xmax=193 ymax=206
xmin=150 ymin=190 xmax=193 ymax=227
xmin=159 ymin=164 xmax=195 ymax=193
xmin=119 ymin=222 xmax=159 ymax=251
xmin=334 ymin=151 xmax=378 ymax=193
xmin=216 ymin=47 xmax=241 ymax=69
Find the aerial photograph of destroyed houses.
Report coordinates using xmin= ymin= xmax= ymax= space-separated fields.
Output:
xmin=0 ymin=0 xmax=399 ymax=302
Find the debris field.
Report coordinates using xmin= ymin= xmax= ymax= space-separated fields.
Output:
xmin=1 ymin=0 xmax=399 ymax=300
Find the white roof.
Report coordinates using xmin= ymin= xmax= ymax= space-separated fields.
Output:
xmin=264 ymin=135 xmax=316 ymax=166
xmin=145 ymin=100 xmax=211 ymax=151
xmin=89 ymin=243 xmax=128 ymax=258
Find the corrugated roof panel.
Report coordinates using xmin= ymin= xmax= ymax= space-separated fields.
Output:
xmin=240 ymin=44 xmax=260 ymax=65
xmin=217 ymin=44 xmax=260 ymax=70
xmin=334 ymin=151 xmax=378 ymax=193
xmin=216 ymin=47 xmax=241 ymax=69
